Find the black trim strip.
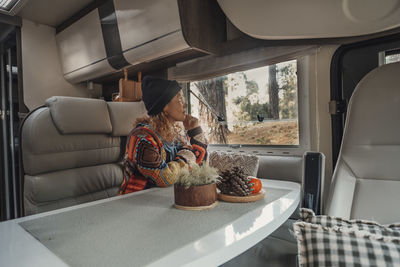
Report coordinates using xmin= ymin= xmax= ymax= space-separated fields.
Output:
xmin=123 ymin=29 xmax=181 ymax=54
xmin=0 ymin=12 xmax=21 ymax=26
xmin=64 ymin=57 xmax=107 ymax=76
xmin=385 ymin=48 xmax=400 ymax=56
xmin=329 ymin=48 xmax=345 ymax=169
xmin=98 ymin=0 xmax=130 ymax=70
xmin=16 ymin=27 xmax=28 ymax=114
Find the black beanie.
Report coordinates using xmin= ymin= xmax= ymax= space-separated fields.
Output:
xmin=141 ymin=76 xmax=182 ymax=116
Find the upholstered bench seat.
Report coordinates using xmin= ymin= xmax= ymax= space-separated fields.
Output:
xmin=22 ymin=96 xmax=147 ymax=215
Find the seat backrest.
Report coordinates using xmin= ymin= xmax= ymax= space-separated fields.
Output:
xmin=325 ymin=62 xmax=400 ymax=224
xmin=22 ymin=96 xmax=146 ymax=215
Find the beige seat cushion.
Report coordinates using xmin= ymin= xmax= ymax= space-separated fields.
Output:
xmin=23 ymin=97 xmax=148 ymax=215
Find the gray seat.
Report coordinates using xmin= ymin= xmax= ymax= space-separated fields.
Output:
xmin=325 ymin=62 xmax=400 ymax=224
xmin=21 ymin=96 xmax=146 ymax=215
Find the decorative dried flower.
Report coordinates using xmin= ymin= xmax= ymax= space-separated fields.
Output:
xmin=176 ymin=163 xmax=219 ymax=188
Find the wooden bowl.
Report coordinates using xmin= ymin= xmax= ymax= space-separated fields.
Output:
xmin=174 ymin=183 xmax=217 ymax=211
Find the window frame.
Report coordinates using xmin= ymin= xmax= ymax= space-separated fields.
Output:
xmin=378 ymin=47 xmax=400 ymax=66
xmin=181 ymin=55 xmax=312 ymax=156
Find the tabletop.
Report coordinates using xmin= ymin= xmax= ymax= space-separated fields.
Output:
xmin=0 ymin=179 xmax=300 ymax=267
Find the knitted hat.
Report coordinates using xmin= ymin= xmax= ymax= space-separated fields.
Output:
xmin=141 ymin=76 xmax=182 ymax=116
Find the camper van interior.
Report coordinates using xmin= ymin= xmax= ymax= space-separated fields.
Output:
xmin=0 ymin=0 xmax=400 ymax=266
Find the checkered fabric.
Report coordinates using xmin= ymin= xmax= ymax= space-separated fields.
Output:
xmin=294 ymin=209 xmax=400 ymax=267
xmin=300 ymin=209 xmax=400 ymax=238
xmin=294 ymin=222 xmax=400 ymax=267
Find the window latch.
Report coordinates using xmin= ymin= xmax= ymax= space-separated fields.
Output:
xmin=329 ymin=100 xmax=346 ymax=115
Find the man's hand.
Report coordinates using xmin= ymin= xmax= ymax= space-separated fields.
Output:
xmin=183 ymin=114 xmax=199 ymax=130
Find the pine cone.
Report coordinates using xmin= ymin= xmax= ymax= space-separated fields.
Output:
xmin=230 ymin=171 xmax=251 ymax=196
xmin=219 ymin=170 xmax=231 ymax=183
xmin=217 ymin=181 xmax=231 ymax=194
xmin=217 ymin=167 xmax=253 ymax=196
xmin=217 ymin=172 xmax=231 ymax=194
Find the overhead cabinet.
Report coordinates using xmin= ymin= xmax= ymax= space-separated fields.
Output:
xmin=56 ymin=0 xmax=226 ymax=83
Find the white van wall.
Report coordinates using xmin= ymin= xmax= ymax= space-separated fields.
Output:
xmin=21 ymin=19 xmax=97 ymax=110
xmin=309 ymin=45 xmax=339 ymax=210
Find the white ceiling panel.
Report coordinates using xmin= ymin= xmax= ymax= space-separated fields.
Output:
xmin=217 ymin=0 xmax=400 ymax=39
xmin=17 ymin=0 xmax=93 ymax=27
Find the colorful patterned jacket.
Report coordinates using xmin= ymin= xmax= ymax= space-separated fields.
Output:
xmin=118 ymin=124 xmax=208 ymax=194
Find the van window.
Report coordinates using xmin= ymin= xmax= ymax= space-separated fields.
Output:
xmin=384 ymin=49 xmax=400 ymax=64
xmin=187 ymin=59 xmax=299 ymax=146
xmin=378 ymin=48 xmax=400 ymax=65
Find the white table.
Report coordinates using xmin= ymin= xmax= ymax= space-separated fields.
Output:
xmin=0 ymin=179 xmax=300 ymax=267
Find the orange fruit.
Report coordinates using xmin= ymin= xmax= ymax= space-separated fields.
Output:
xmin=250 ymin=177 xmax=262 ymax=194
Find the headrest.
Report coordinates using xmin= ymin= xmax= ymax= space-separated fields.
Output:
xmin=344 ymin=62 xmax=400 ymax=146
xmin=46 ymin=96 xmax=112 ymax=134
xmin=107 ymin=101 xmax=147 ymax=136
xmin=340 ymin=62 xmax=400 ymax=180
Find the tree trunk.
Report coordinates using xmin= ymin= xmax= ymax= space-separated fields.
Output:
xmin=268 ymin=65 xmax=279 ymax=120
xmin=195 ymin=78 xmax=229 ymax=144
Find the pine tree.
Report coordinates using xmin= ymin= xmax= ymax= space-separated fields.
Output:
xmin=268 ymin=65 xmax=279 ymax=120
xmin=278 ymin=63 xmax=297 ymax=119
xmin=194 ymin=78 xmax=229 ymax=144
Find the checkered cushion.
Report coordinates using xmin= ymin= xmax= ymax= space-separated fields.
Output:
xmin=209 ymin=151 xmax=259 ymax=177
xmin=294 ymin=209 xmax=400 ymax=266
xmin=294 ymin=222 xmax=400 ymax=266
xmin=301 ymin=209 xmax=400 ymax=237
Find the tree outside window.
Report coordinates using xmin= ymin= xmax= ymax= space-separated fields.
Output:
xmin=189 ymin=60 xmax=299 ymax=146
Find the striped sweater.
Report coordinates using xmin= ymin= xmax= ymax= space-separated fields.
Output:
xmin=118 ymin=124 xmax=208 ymax=195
